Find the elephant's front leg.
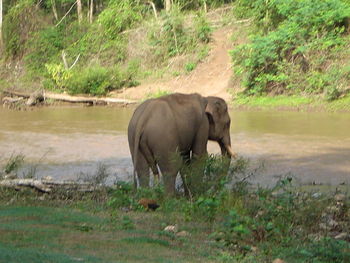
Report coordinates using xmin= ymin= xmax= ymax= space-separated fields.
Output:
xmin=158 ymin=153 xmax=182 ymax=196
xmin=180 ymin=151 xmax=191 ymax=197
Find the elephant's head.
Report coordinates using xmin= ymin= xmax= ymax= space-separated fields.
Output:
xmin=205 ymin=96 xmax=237 ymax=159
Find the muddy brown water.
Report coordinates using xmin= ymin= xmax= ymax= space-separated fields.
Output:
xmin=0 ymin=106 xmax=349 ymax=186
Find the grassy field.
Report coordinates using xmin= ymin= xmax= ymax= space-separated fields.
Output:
xmin=1 ymin=156 xmax=350 ymax=263
xmin=0 ymin=190 xmax=216 ymax=263
xmin=232 ymin=95 xmax=350 ymax=112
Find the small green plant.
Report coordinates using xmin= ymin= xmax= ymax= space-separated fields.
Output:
xmin=185 ymin=62 xmax=196 ymax=72
xmin=108 ymin=181 xmax=134 ymax=209
xmin=45 ymin=63 xmax=72 ymax=91
xmin=194 ymin=12 xmax=212 ymax=43
xmin=77 ymin=163 xmax=109 ymax=185
xmin=121 ymin=215 xmax=135 ymax=230
xmin=146 ymin=89 xmax=171 ymax=99
xmin=4 ymin=154 xmax=25 ymax=175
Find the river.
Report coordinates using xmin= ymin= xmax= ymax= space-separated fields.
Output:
xmin=0 ymin=106 xmax=349 ymax=186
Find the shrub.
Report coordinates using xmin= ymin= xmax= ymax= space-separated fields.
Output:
xmin=66 ymin=65 xmax=112 ymax=95
xmin=3 ymin=0 xmax=38 ymax=58
xmin=232 ymin=0 xmax=350 ymax=96
xmin=98 ymin=0 xmax=142 ymax=40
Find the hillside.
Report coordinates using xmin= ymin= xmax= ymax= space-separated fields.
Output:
xmin=114 ymin=25 xmax=246 ymax=101
xmin=1 ymin=0 xmax=350 ymax=104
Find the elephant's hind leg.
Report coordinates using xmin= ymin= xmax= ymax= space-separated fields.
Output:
xmin=135 ymin=152 xmax=150 ymax=188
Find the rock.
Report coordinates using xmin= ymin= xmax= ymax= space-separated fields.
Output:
xmin=312 ymin=192 xmax=322 ymax=198
xmin=327 ymin=219 xmax=339 ymax=229
xmin=319 ymin=223 xmax=328 ymax=230
xmin=120 ymin=207 xmax=131 ymax=212
xmin=334 ymin=194 xmax=346 ymax=202
xmin=176 ymin=231 xmax=190 ymax=237
xmin=334 ymin=232 xmax=348 ymax=240
xmin=327 ymin=206 xmax=340 ymax=213
xmin=164 ymin=225 xmax=178 ymax=233
xmin=272 ymin=259 xmax=286 ymax=263
xmin=251 ymin=246 xmax=258 ymax=253
xmin=42 ymin=176 xmax=53 ymax=181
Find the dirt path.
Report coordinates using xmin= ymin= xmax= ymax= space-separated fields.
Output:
xmin=116 ymin=26 xmax=237 ymax=101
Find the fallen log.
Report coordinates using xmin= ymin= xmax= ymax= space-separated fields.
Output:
xmin=0 ymin=178 xmax=99 ymax=193
xmin=2 ymin=97 xmax=24 ymax=104
xmin=3 ymin=90 xmax=137 ymax=105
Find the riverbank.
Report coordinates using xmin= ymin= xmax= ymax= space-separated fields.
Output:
xmin=1 ymin=175 xmax=350 ymax=263
xmin=231 ymin=95 xmax=350 ymax=112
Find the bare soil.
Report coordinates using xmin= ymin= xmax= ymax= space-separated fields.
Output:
xmin=115 ymin=26 xmax=245 ymax=101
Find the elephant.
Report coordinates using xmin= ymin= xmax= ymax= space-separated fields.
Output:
xmin=127 ymin=93 xmax=236 ymax=195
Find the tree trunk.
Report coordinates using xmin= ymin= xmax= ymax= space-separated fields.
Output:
xmin=0 ymin=178 xmax=100 ymax=193
xmin=51 ymin=0 xmax=59 ymax=21
xmin=0 ymin=0 xmax=3 ymax=48
xmin=2 ymin=90 xmax=137 ymax=105
xmin=147 ymin=1 xmax=157 ymax=19
xmin=89 ymin=0 xmax=93 ymax=23
xmin=165 ymin=0 xmax=171 ymax=12
xmin=77 ymin=0 xmax=83 ymax=23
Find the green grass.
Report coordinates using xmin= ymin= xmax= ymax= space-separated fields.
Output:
xmin=1 ymin=154 xmax=350 ymax=263
xmin=0 ymin=203 xmax=215 ymax=263
xmin=232 ymin=95 xmax=350 ymax=112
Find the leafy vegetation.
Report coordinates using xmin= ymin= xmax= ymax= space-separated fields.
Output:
xmin=1 ymin=155 xmax=349 ymax=262
xmin=0 ymin=0 xmax=232 ymax=95
xmin=231 ymin=0 xmax=350 ymax=100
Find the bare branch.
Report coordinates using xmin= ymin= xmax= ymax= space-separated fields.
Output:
xmin=56 ymin=1 xmax=77 ymax=27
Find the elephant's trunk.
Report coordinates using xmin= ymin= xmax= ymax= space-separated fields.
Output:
xmin=219 ymin=140 xmax=237 ymax=159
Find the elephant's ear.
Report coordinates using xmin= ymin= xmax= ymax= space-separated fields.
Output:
xmin=200 ymin=97 xmax=208 ymax=113
xmin=205 ymin=99 xmax=220 ymax=123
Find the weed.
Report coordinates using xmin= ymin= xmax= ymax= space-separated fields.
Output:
xmin=146 ymin=89 xmax=172 ymax=99
xmin=185 ymin=62 xmax=196 ymax=72
xmin=121 ymin=215 xmax=135 ymax=230
xmin=3 ymin=153 xmax=25 ymax=175
xmin=77 ymin=163 xmax=109 ymax=185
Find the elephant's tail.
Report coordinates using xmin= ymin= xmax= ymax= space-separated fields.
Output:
xmin=133 ymin=125 xmax=142 ymax=188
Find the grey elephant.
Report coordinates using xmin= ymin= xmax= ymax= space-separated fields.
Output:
xmin=128 ymin=93 xmax=236 ymax=195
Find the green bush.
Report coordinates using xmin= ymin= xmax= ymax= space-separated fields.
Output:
xmin=194 ymin=12 xmax=212 ymax=43
xmin=232 ymin=0 xmax=350 ymax=96
xmin=65 ymin=65 xmax=112 ymax=95
xmin=148 ymin=7 xmax=196 ymax=61
xmin=98 ymin=0 xmax=142 ymax=40
xmin=25 ymin=26 xmax=64 ymax=73
xmin=3 ymin=0 xmax=37 ymax=58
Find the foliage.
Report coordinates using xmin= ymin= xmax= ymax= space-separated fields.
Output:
xmin=1 ymin=157 xmax=350 ymax=262
xmin=65 ymin=65 xmax=112 ymax=95
xmin=45 ymin=63 xmax=72 ymax=91
xmin=232 ymin=0 xmax=350 ymax=97
xmin=2 ymin=0 xmax=37 ymax=58
xmin=97 ymin=0 xmax=142 ymax=40
xmin=194 ymin=11 xmax=212 ymax=43
xmin=44 ymin=62 xmax=140 ymax=95
xmin=3 ymin=153 xmax=25 ymax=175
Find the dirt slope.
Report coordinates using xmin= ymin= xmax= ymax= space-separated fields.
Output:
xmin=115 ymin=26 xmax=237 ymax=101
